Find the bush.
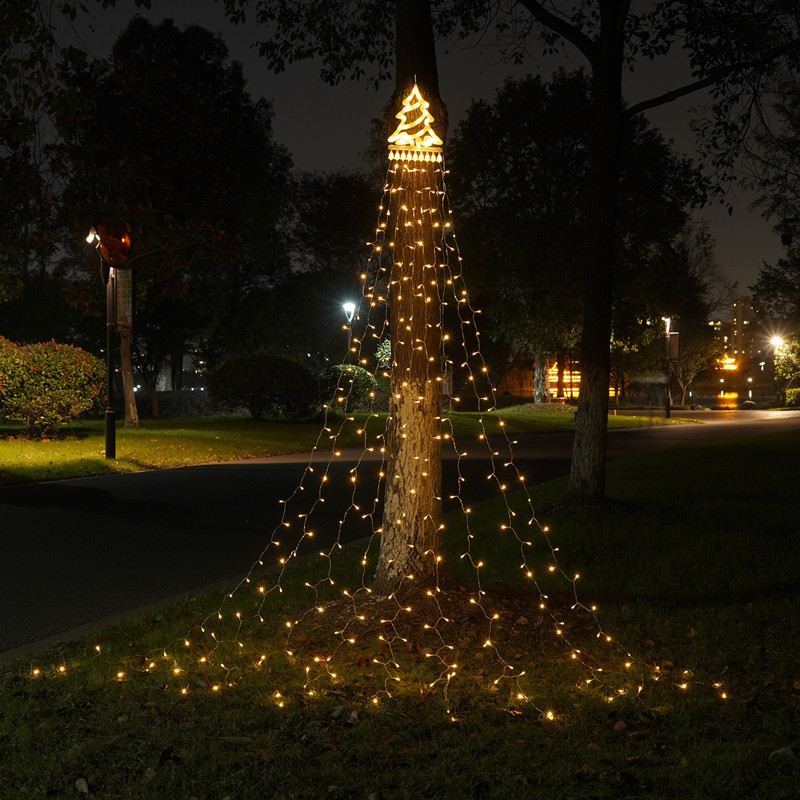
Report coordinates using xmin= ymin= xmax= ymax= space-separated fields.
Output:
xmin=323 ymin=364 xmax=376 ymax=411
xmin=0 ymin=338 xmax=106 ymax=437
xmin=208 ymin=354 xmax=323 ymax=420
xmin=786 ymin=388 xmax=800 ymax=408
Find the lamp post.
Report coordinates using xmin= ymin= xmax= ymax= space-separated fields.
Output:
xmin=105 ymin=265 xmax=116 ymax=458
xmin=86 ymin=223 xmax=132 ymax=460
xmin=662 ymin=317 xmax=678 ymax=418
xmin=771 ymin=336 xmax=784 ymax=403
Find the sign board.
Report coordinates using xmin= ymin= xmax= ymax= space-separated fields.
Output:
xmin=114 ymin=268 xmax=134 ymax=331
xmin=669 ymin=331 xmax=679 ymax=361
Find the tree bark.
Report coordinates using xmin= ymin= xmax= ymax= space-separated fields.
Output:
xmin=119 ymin=330 xmax=139 ymax=428
xmin=374 ymin=0 xmax=446 ymax=596
xmin=564 ymin=3 xmax=627 ymax=506
xmin=534 ymin=349 xmax=549 ymax=403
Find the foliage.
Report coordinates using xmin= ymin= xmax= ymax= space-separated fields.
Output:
xmin=323 ymin=363 xmax=376 ymax=411
xmin=748 ymin=67 xmax=800 ymax=242
xmin=786 ymin=387 xmax=800 ymax=406
xmin=55 ymin=17 xmax=293 ymax=386
xmin=0 ymin=337 xmax=105 ymax=436
xmin=751 ymin=248 xmax=800 ymax=324
xmin=208 ymin=354 xmax=323 ymax=420
xmin=447 ymin=70 xmax=707 ymax=367
xmin=774 ymin=336 xmax=800 ymax=392
xmin=672 ymin=336 xmax=722 ymax=404
xmin=222 ymin=0 xmax=800 ymax=507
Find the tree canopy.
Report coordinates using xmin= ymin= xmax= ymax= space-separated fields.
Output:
xmin=446 ymin=70 xmax=708 ymax=397
xmin=220 ymin=0 xmax=800 ymax=504
xmin=52 ymin=17 xmax=293 ymax=397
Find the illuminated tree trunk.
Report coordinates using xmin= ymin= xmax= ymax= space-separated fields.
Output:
xmin=374 ymin=0 xmax=446 ymax=596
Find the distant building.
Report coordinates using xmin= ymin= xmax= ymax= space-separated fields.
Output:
xmin=731 ymin=295 xmax=759 ymax=360
xmin=707 ymin=317 xmax=731 ymax=355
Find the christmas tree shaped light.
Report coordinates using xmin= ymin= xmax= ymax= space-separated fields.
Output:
xmin=388 ymin=84 xmax=443 ymax=161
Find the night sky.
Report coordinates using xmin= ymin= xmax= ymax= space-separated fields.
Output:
xmin=61 ymin=0 xmax=785 ymax=296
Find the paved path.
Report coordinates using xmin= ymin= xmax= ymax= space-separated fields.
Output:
xmin=2 ymin=409 xmax=798 ymax=659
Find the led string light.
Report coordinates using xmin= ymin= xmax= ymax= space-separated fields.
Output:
xmin=120 ymin=85 xmax=728 ymax=712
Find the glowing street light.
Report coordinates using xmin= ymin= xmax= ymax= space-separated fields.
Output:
xmin=342 ymin=302 xmax=356 ymax=323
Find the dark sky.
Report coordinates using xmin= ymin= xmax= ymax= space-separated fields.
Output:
xmin=63 ymin=0 xmax=785 ymax=299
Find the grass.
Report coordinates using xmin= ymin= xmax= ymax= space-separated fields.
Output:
xmin=2 ymin=429 xmax=799 ymax=798
xmin=0 ymin=404 xmax=677 ymax=486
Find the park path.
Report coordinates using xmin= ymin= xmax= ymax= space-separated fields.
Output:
xmin=1 ymin=409 xmax=798 ymax=660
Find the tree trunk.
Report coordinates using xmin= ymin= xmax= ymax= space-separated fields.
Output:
xmin=564 ymin=5 xmax=627 ymax=507
xmin=119 ymin=330 xmax=139 ymax=428
xmin=374 ymin=0 xmax=446 ymax=596
xmin=534 ymin=350 xmax=549 ymax=403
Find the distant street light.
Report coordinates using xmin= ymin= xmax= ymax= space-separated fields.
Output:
xmin=342 ymin=301 xmax=356 ymax=323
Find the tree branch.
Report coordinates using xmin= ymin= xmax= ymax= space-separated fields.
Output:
xmin=515 ymin=0 xmax=597 ymax=64
xmin=627 ymin=38 xmax=800 ymax=119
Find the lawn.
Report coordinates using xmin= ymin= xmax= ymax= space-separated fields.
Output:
xmin=0 ymin=404 xmax=677 ymax=486
xmin=2 ymin=429 xmax=798 ymax=798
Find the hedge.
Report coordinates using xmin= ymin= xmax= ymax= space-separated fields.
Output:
xmin=0 ymin=338 xmax=106 ymax=437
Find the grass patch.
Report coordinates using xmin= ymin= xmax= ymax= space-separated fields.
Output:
xmin=2 ymin=430 xmax=799 ymax=798
xmin=0 ymin=406 xmax=678 ymax=486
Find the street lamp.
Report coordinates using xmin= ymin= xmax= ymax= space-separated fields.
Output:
xmin=662 ymin=316 xmax=678 ymax=418
xmin=342 ymin=301 xmax=356 ymax=323
xmin=770 ymin=336 xmax=784 ymax=404
xmin=87 ymin=223 xmax=132 ymax=460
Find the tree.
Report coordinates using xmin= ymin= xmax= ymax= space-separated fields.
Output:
xmin=56 ymin=17 xmax=292 ymax=418
xmin=373 ymin=0 xmax=447 ymax=595
xmin=446 ymin=71 xmax=588 ymax=403
xmin=224 ymin=0 xmax=800 ymax=506
xmin=447 ymin=70 xmax=707 ymax=406
xmin=774 ymin=336 xmax=800 ymax=397
xmin=752 ymin=251 xmax=800 ymax=325
xmin=672 ymin=337 xmax=720 ymax=405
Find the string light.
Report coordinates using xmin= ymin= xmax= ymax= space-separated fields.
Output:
xmin=0 ymin=85 xmax=698 ymax=715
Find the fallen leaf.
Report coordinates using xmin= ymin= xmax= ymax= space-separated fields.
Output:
xmin=75 ymin=778 xmax=89 ymax=794
xmin=139 ymin=768 xmax=156 ymax=783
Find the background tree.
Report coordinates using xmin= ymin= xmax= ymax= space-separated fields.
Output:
xmin=774 ymin=337 xmax=800 ymax=399
xmin=751 ymin=251 xmax=800 ymax=327
xmin=672 ymin=338 xmax=720 ymax=405
xmin=56 ymin=17 xmax=293 ymax=416
xmin=223 ymin=0 xmax=800 ymax=505
xmin=447 ymin=70 xmax=707 ymax=405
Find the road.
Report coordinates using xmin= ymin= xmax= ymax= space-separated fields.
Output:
xmin=2 ymin=409 xmax=798 ymax=659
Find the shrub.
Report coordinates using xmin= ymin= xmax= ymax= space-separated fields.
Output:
xmin=323 ymin=364 xmax=376 ymax=411
xmin=786 ymin=388 xmax=800 ymax=408
xmin=0 ymin=339 xmax=106 ymax=437
xmin=208 ymin=354 xmax=323 ymax=419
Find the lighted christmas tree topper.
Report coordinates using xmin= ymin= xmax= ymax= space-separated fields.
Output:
xmin=388 ymin=84 xmax=443 ymax=161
